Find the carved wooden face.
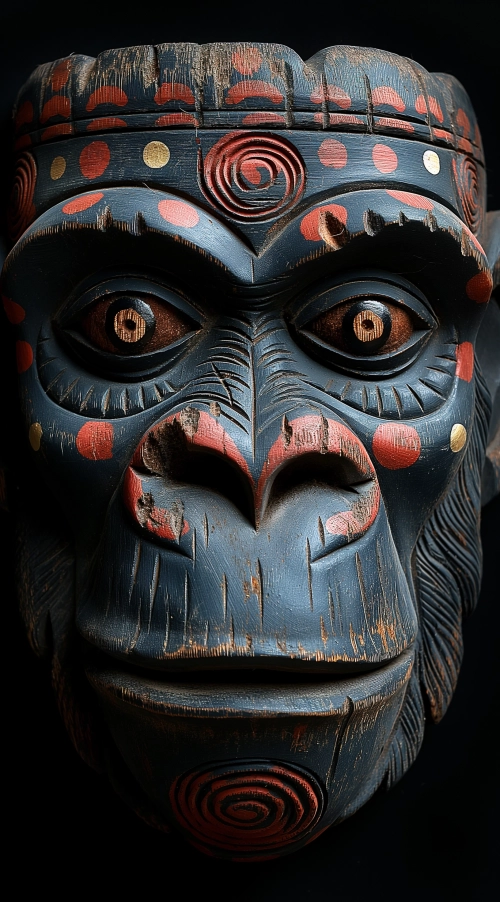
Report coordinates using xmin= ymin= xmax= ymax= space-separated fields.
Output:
xmin=2 ymin=43 xmax=496 ymax=860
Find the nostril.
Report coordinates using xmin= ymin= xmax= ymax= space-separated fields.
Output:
xmin=175 ymin=450 xmax=255 ymax=524
xmin=136 ymin=422 xmax=255 ymax=524
xmin=263 ymin=452 xmax=370 ymax=518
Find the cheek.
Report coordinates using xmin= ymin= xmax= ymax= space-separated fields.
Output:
xmin=338 ymin=378 xmax=476 ymax=550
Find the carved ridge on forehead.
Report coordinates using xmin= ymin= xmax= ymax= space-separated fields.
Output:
xmin=14 ymin=43 xmax=483 ymax=161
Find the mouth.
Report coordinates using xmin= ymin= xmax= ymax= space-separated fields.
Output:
xmin=85 ymin=646 xmax=415 ymax=716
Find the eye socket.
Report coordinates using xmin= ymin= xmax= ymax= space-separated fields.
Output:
xmin=290 ymin=274 xmax=436 ymax=377
xmin=81 ymin=293 xmax=194 ymax=355
xmin=309 ymin=297 xmax=414 ymax=357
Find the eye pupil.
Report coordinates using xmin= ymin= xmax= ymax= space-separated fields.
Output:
xmin=113 ymin=307 xmax=148 ymax=343
xmin=353 ymin=311 xmax=385 ymax=342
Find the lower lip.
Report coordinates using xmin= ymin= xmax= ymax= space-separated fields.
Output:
xmin=86 ymin=647 xmax=414 ymax=716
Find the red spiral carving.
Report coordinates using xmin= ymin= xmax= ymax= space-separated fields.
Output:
xmin=202 ymin=132 xmax=305 ymax=220
xmin=452 ymin=155 xmax=483 ymax=235
xmin=8 ymin=153 xmax=37 ymax=243
xmin=170 ymin=759 xmax=324 ymax=859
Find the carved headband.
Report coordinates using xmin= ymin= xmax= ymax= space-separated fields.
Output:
xmin=10 ymin=43 xmax=485 ymax=243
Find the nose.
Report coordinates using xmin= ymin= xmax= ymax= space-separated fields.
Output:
xmin=123 ymin=408 xmax=379 ymax=540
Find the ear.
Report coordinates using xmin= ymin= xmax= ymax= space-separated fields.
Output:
xmin=477 ymin=211 xmax=500 ymax=505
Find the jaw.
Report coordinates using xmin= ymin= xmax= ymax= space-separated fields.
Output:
xmin=85 ymin=645 xmax=415 ymax=860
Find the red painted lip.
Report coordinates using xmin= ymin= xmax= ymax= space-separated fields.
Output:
xmin=124 ymin=410 xmax=380 ymax=544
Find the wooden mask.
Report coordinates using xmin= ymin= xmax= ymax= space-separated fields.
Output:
xmin=2 ymin=42 xmax=499 ymax=860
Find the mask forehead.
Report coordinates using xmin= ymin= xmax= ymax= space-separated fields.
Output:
xmin=11 ymin=42 xmax=486 ymax=250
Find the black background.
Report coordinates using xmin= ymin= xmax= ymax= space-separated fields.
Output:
xmin=1 ymin=2 xmax=498 ymax=897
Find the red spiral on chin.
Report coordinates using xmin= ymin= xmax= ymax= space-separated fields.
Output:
xmin=170 ymin=759 xmax=324 ymax=859
xmin=452 ymin=155 xmax=483 ymax=235
xmin=8 ymin=153 xmax=37 ymax=243
xmin=202 ymin=132 xmax=305 ymax=220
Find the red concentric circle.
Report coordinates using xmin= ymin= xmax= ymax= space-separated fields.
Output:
xmin=202 ymin=132 xmax=305 ymax=220
xmin=170 ymin=758 xmax=324 ymax=858
xmin=8 ymin=152 xmax=37 ymax=242
xmin=452 ymin=155 xmax=483 ymax=235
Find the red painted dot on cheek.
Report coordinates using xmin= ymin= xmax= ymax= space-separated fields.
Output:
xmin=466 ymin=271 xmax=492 ymax=303
xmin=76 ymin=422 xmax=114 ymax=460
xmin=318 ymin=139 xmax=347 ymax=169
xmin=456 ymin=341 xmax=474 ymax=382
xmin=2 ymin=296 xmax=25 ymax=324
xmin=16 ymin=340 xmax=33 ymax=373
xmin=372 ymin=424 xmax=421 ymax=470
xmin=372 ymin=144 xmax=398 ymax=173
xmin=62 ymin=193 xmax=104 ymax=214
xmin=300 ymin=204 xmax=348 ymax=241
xmin=158 ymin=199 xmax=200 ymax=227
xmin=79 ymin=142 xmax=111 ymax=179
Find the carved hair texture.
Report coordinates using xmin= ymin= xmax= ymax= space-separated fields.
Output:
xmin=384 ymin=364 xmax=490 ymax=787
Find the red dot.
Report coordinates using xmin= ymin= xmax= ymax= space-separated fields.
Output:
xmin=429 ymin=96 xmax=444 ymax=122
xmin=310 ymin=85 xmax=351 ymax=109
xmin=51 ymin=59 xmax=71 ymax=91
xmin=386 ymin=190 xmax=434 ymax=211
xmin=300 ymin=204 xmax=348 ymax=241
xmin=2 ymin=296 xmax=25 ymax=324
xmin=318 ymin=139 xmax=348 ymax=169
xmin=225 ymin=81 xmax=284 ymax=105
xmin=456 ymin=108 xmax=470 ymax=137
xmin=155 ymin=113 xmax=197 ymax=126
xmin=371 ymin=86 xmax=405 ymax=112
xmin=86 ymin=87 xmax=128 ymax=111
xmin=415 ymin=94 xmax=427 ymax=115
xmin=241 ymin=112 xmax=287 ymax=126
xmin=79 ymin=142 xmax=111 ymax=179
xmin=432 ymin=128 xmax=453 ymax=144
xmin=377 ymin=117 xmax=414 ymax=133
xmin=41 ymin=123 xmax=73 ymax=141
xmin=154 ymin=83 xmax=195 ymax=105
xmin=466 ymin=271 xmax=492 ymax=303
xmin=87 ymin=117 xmax=127 ymax=131
xmin=372 ymin=144 xmax=398 ymax=173
xmin=158 ymin=200 xmax=199 ymax=228
xmin=372 ymin=424 xmax=421 ymax=470
xmin=62 ymin=193 xmax=104 ymax=214
xmin=40 ymin=96 xmax=71 ymax=123
xmin=76 ymin=422 xmax=114 ymax=460
xmin=232 ymin=48 xmax=263 ymax=75
xmin=16 ymin=340 xmax=33 ymax=373
xmin=456 ymin=342 xmax=474 ymax=382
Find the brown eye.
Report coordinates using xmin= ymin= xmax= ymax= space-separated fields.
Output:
xmin=309 ymin=298 xmax=414 ymax=356
xmin=81 ymin=294 xmax=195 ymax=354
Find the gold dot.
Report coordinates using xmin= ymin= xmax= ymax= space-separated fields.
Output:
xmin=114 ymin=308 xmax=147 ymax=343
xmin=29 ymin=422 xmax=43 ymax=451
xmin=423 ymin=150 xmax=440 ymax=175
xmin=353 ymin=311 xmax=384 ymax=342
xmin=143 ymin=141 xmax=170 ymax=169
xmin=450 ymin=423 xmax=467 ymax=453
xmin=50 ymin=156 xmax=66 ymax=180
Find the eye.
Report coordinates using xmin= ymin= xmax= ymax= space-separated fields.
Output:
xmin=80 ymin=293 xmax=194 ymax=355
xmin=309 ymin=297 xmax=414 ymax=356
xmin=290 ymin=275 xmax=436 ymax=377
